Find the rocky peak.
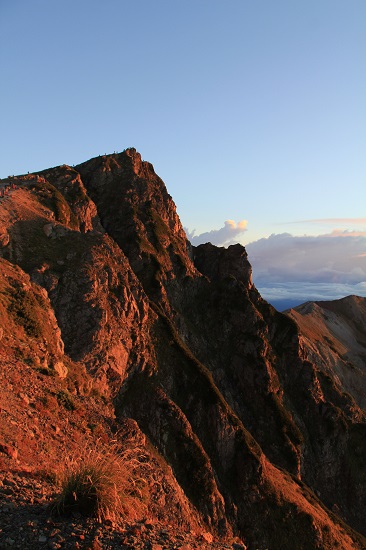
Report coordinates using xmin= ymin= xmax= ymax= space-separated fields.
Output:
xmin=75 ymin=150 xmax=197 ymax=315
xmin=123 ymin=147 xmax=144 ymax=174
xmin=194 ymin=242 xmax=253 ymax=287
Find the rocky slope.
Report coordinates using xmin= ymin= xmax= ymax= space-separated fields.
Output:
xmin=0 ymin=150 xmax=365 ymax=550
xmin=285 ymin=296 xmax=366 ymax=409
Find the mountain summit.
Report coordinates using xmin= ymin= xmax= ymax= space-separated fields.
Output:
xmin=0 ymin=150 xmax=365 ymax=549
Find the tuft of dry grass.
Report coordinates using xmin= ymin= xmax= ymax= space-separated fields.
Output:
xmin=52 ymin=444 xmax=148 ymax=522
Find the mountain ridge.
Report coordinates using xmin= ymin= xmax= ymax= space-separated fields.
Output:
xmin=0 ymin=149 xmax=365 ymax=549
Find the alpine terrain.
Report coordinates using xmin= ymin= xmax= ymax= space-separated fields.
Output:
xmin=0 ymin=149 xmax=365 ymax=550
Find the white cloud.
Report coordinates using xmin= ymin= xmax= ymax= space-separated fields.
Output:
xmin=246 ymin=232 xmax=366 ymax=305
xmin=186 ymin=219 xmax=248 ymax=246
xmin=247 ymin=233 xmax=366 ymax=284
xmin=186 ymin=220 xmax=366 ymax=306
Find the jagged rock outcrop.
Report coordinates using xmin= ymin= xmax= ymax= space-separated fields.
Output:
xmin=0 ymin=170 xmax=153 ymax=395
xmin=0 ymin=150 xmax=365 ymax=549
xmin=75 ymin=150 xmax=198 ymax=317
xmin=0 ymin=257 xmax=65 ymax=372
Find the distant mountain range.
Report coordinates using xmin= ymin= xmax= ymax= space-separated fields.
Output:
xmin=0 ymin=149 xmax=365 ymax=549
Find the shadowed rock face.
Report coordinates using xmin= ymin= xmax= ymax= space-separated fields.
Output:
xmin=0 ymin=150 xmax=365 ymax=549
xmin=75 ymin=150 xmax=197 ymax=317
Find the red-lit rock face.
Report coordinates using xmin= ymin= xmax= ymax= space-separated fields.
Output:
xmin=0 ymin=150 xmax=365 ymax=550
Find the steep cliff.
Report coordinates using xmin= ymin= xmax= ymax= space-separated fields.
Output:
xmin=0 ymin=150 xmax=365 ymax=550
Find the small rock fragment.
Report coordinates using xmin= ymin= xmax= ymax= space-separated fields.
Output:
xmin=53 ymin=361 xmax=68 ymax=379
xmin=0 ymin=443 xmax=18 ymax=460
xmin=202 ymin=532 xmax=213 ymax=543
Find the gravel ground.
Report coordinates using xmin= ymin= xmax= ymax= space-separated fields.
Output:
xmin=0 ymin=472 xmax=247 ymax=550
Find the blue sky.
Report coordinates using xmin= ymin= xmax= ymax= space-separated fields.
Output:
xmin=1 ymin=0 xmax=365 ymax=308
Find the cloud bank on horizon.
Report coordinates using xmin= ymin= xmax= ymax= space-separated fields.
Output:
xmin=186 ymin=219 xmax=248 ymax=246
xmin=187 ymin=219 xmax=366 ymax=306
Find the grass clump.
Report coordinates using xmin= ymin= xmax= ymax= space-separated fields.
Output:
xmin=6 ymin=284 xmax=42 ymax=338
xmin=56 ymin=390 xmax=76 ymax=411
xmin=52 ymin=447 xmax=147 ymax=521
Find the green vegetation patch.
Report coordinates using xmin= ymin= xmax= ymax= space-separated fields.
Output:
xmin=56 ymin=390 xmax=76 ymax=411
xmin=6 ymin=282 xmax=43 ymax=338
